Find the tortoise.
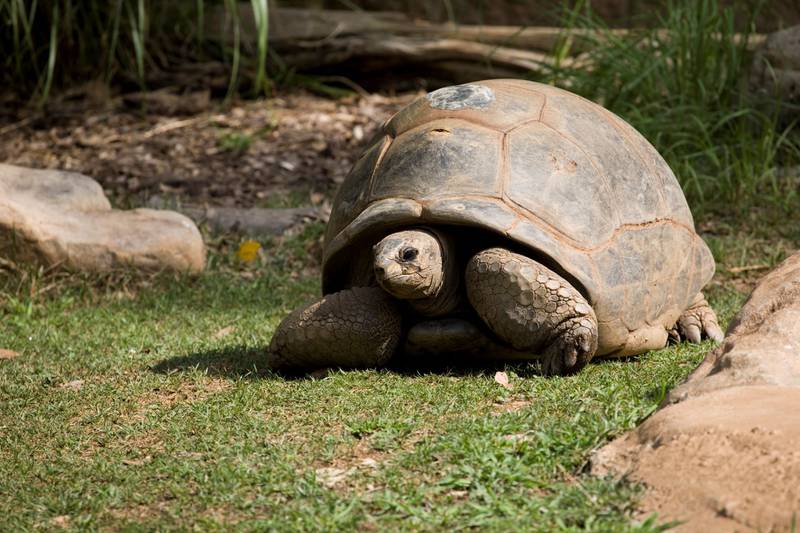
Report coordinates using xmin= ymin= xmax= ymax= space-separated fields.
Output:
xmin=267 ymin=79 xmax=723 ymax=375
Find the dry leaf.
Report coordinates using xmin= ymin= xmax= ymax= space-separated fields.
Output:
xmin=0 ymin=349 xmax=19 ymax=359
xmin=360 ymin=458 xmax=379 ymax=468
xmin=236 ymin=240 xmax=261 ymax=262
xmin=213 ymin=325 xmax=235 ymax=339
xmin=502 ymin=432 xmax=533 ymax=442
xmin=494 ymin=371 xmax=513 ymax=390
xmin=50 ymin=515 xmax=71 ymax=528
xmin=492 ymin=399 xmax=531 ymax=414
xmin=315 ymin=467 xmax=350 ymax=488
xmin=60 ymin=380 xmax=84 ymax=390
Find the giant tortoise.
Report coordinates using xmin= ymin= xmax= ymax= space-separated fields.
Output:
xmin=267 ymin=79 xmax=723 ymax=375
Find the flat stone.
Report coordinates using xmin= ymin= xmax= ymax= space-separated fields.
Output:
xmin=0 ymin=164 xmax=205 ymax=273
xmin=147 ymin=196 xmax=320 ymax=236
xmin=590 ymin=251 xmax=800 ymax=532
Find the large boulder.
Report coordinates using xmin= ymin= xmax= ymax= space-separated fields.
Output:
xmin=592 ymin=251 xmax=800 ymax=531
xmin=0 ymin=164 xmax=205 ymax=273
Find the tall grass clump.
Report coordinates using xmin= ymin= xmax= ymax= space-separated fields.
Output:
xmin=543 ymin=0 xmax=799 ymax=214
xmin=0 ymin=0 xmax=270 ymax=103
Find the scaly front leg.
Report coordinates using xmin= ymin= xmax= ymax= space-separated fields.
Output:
xmin=268 ymin=287 xmax=403 ymax=370
xmin=465 ymin=248 xmax=598 ymax=375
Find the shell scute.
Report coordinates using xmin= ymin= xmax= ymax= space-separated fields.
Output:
xmin=538 ymin=86 xmax=667 ymax=226
xmin=505 ymin=121 xmax=616 ymax=245
xmin=371 ymin=120 xmax=503 ymax=200
xmin=325 ymin=135 xmax=390 ymax=242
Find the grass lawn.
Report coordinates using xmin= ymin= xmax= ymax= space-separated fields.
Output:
xmin=3 ymin=216 xmax=793 ymax=532
xmin=1 ymin=0 xmax=798 ymax=529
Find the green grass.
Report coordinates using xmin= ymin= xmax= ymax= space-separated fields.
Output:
xmin=0 ymin=223 xmax=751 ymax=531
xmin=0 ymin=0 xmax=271 ymax=103
xmin=540 ymin=0 xmax=800 ymax=215
xmin=2 ymin=0 xmax=798 ymax=528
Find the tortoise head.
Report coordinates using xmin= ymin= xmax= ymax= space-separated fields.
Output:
xmin=373 ymin=229 xmax=444 ymax=300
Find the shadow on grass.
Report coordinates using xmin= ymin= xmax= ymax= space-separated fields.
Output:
xmin=150 ymin=345 xmax=551 ymax=381
xmin=151 ymin=346 xmax=276 ymax=380
xmin=387 ymin=356 xmax=545 ymax=378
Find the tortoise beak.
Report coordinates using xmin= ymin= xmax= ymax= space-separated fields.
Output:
xmin=374 ymin=258 xmax=400 ymax=283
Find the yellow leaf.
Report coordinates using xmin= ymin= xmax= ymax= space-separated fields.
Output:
xmin=236 ymin=240 xmax=261 ymax=263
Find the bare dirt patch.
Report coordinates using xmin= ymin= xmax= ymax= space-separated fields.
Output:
xmin=492 ymin=398 xmax=532 ymax=414
xmin=0 ymin=90 xmax=416 ymax=207
xmin=130 ymin=377 xmax=231 ymax=416
xmin=313 ymin=438 xmax=389 ymax=491
xmin=597 ymin=388 xmax=800 ymax=532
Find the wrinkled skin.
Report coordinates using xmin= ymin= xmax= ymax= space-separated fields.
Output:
xmin=373 ymin=230 xmax=444 ymax=300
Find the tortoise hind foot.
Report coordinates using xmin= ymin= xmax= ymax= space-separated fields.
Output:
xmin=465 ymin=247 xmax=598 ymax=376
xmin=671 ymin=292 xmax=724 ymax=344
xmin=267 ymin=287 xmax=402 ymax=371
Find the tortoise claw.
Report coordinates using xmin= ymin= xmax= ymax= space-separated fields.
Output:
xmin=675 ymin=293 xmax=724 ymax=344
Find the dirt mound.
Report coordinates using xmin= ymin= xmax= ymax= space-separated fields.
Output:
xmin=592 ymin=251 xmax=800 ymax=531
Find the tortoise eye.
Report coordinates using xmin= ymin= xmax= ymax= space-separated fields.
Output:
xmin=400 ymin=248 xmax=418 ymax=262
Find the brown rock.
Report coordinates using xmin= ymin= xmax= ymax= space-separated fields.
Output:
xmin=591 ymin=251 xmax=800 ymax=532
xmin=0 ymin=164 xmax=205 ymax=273
xmin=669 ymin=251 xmax=800 ymax=402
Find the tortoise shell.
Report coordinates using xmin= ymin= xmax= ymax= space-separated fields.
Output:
xmin=322 ymin=79 xmax=714 ymax=355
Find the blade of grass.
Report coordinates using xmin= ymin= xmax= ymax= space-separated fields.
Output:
xmin=196 ymin=0 xmax=204 ymax=49
xmin=126 ymin=0 xmax=146 ymax=91
xmin=250 ymin=0 xmax=269 ymax=96
xmin=223 ymin=0 xmax=241 ymax=102
xmin=38 ymin=1 xmax=58 ymax=107
xmin=105 ymin=0 xmax=124 ymax=84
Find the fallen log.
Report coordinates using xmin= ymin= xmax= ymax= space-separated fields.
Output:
xmin=203 ymin=5 xmax=764 ymax=84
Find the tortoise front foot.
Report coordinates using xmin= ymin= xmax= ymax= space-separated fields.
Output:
xmin=267 ymin=287 xmax=402 ymax=371
xmin=541 ymin=316 xmax=598 ymax=375
xmin=671 ymin=292 xmax=724 ymax=344
xmin=466 ymin=248 xmax=598 ymax=375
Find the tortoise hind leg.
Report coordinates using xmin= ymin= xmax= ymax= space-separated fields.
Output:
xmin=671 ymin=292 xmax=724 ymax=344
xmin=268 ymin=287 xmax=403 ymax=370
xmin=465 ymin=248 xmax=598 ymax=375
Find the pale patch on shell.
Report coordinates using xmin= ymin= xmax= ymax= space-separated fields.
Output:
xmin=426 ymin=84 xmax=495 ymax=111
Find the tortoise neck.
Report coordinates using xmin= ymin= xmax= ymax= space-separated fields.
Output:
xmin=408 ymin=229 xmax=460 ymax=317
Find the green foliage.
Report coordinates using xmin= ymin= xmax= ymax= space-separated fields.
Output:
xmin=0 ymin=0 xmax=270 ymax=103
xmin=217 ymin=130 xmax=254 ymax=153
xmin=541 ymin=0 xmax=799 ymax=214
